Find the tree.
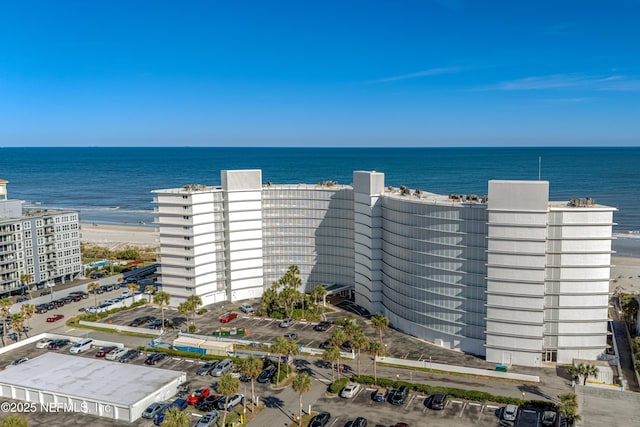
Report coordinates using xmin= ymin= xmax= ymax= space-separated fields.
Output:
xmin=10 ymin=313 xmax=25 ymax=341
xmin=0 ymin=297 xmax=12 ymax=342
xmin=20 ymin=304 xmax=35 ymax=331
xmin=557 ymin=392 xmax=581 ymax=424
xmin=127 ymin=282 xmax=140 ymax=306
xmin=343 ymin=322 xmax=361 ymax=341
xmin=368 ymin=340 xmax=385 ymax=385
xmin=329 ymin=328 xmax=346 ymax=348
xmin=271 ymin=336 xmax=290 ymax=386
xmin=292 ymin=372 xmax=312 ymax=425
xmin=145 ymin=285 xmax=156 ymax=302
xmin=218 ymin=372 xmax=240 ymax=427
xmin=240 ymin=356 xmax=263 ymax=408
xmin=584 ymin=364 xmax=599 ymax=385
xmin=0 ymin=415 xmax=28 ymax=427
xmin=161 ymin=406 xmax=190 ymax=427
xmin=154 ymin=291 xmax=171 ymax=332
xmin=87 ymin=282 xmax=100 ymax=307
xmin=350 ymin=330 xmax=370 ymax=376
xmin=371 ymin=313 xmax=389 ymax=346
xmin=19 ymin=274 xmax=33 ymax=299
xmin=311 ymin=284 xmax=327 ymax=307
xmin=322 ymin=345 xmax=341 ymax=383
xmin=185 ymin=295 xmax=202 ymax=327
xmin=260 ymin=283 xmax=279 ymax=316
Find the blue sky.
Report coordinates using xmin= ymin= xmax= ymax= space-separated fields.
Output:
xmin=1 ymin=0 xmax=639 ymax=147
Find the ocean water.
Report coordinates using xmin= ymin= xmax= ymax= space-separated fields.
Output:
xmin=1 ymin=146 xmax=639 ymax=235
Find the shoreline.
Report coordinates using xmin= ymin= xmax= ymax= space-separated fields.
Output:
xmin=80 ymin=222 xmax=640 ymax=293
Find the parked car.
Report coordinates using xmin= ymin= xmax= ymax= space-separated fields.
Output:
xmin=8 ymin=357 xmax=29 ymax=366
xmin=95 ymin=346 xmax=118 ymax=357
xmin=35 ymin=338 xmax=52 ymax=349
xmin=428 ymin=393 xmax=448 ymax=410
xmin=148 ymin=318 xmax=174 ymax=329
xmin=197 ymin=361 xmax=219 ymax=376
xmin=341 ymin=382 xmax=361 ymax=399
xmin=279 ymin=318 xmax=295 ymax=328
xmin=219 ymin=312 xmax=238 ymax=323
xmin=187 ymin=387 xmax=211 ymax=405
xmin=283 ymin=332 xmax=297 ymax=340
xmin=177 ymin=381 xmax=192 ymax=397
xmin=257 ymin=365 xmax=277 ymax=383
xmin=142 ymin=402 xmax=167 ymax=419
xmin=195 ymin=396 xmax=223 ymax=412
xmin=542 ymin=410 xmax=557 ymax=426
xmin=216 ymin=393 xmax=243 ymax=411
xmin=319 ymin=340 xmax=330 ymax=349
xmin=196 ymin=411 xmax=220 ymax=427
xmin=154 ymin=399 xmax=188 ymax=425
xmin=239 ymin=303 xmax=254 ymax=314
xmin=309 ymin=411 xmax=331 ymax=427
xmin=313 ymin=321 xmax=331 ymax=331
xmin=345 ymin=417 xmax=368 ymax=427
xmin=372 ymin=388 xmax=387 ymax=402
xmin=145 ymin=352 xmax=167 ymax=365
xmin=47 ymin=339 xmax=70 ymax=350
xmin=390 ymin=386 xmax=409 ymax=405
xmin=210 ymin=358 xmax=233 ymax=377
xmin=35 ymin=304 xmax=48 ymax=314
xmin=502 ymin=404 xmax=518 ymax=421
xmin=105 ymin=347 xmax=128 ymax=361
xmin=119 ymin=349 xmax=141 ymax=363
xmin=46 ymin=314 xmax=64 ymax=322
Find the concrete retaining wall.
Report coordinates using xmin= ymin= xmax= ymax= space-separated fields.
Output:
xmin=376 ymin=355 xmax=540 ymax=383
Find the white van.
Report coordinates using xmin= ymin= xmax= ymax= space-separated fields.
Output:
xmin=240 ymin=303 xmax=254 ymax=314
xmin=69 ymin=338 xmax=94 ymax=354
xmin=211 ymin=358 xmax=234 ymax=377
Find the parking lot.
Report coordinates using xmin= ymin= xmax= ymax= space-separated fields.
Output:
xmin=310 ymin=384 xmax=505 ymax=427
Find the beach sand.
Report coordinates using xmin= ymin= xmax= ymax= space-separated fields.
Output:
xmin=80 ymin=222 xmax=640 ymax=294
xmin=80 ymin=222 xmax=158 ymax=250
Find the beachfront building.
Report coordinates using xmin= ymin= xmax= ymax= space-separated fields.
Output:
xmin=0 ymin=179 xmax=82 ymax=296
xmin=153 ymin=170 xmax=615 ymax=367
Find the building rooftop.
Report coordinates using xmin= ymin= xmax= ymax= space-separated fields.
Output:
xmin=0 ymin=352 xmax=185 ymax=406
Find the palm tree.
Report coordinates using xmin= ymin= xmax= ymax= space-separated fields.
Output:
xmin=160 ymin=406 xmax=190 ymax=427
xmin=218 ymin=372 xmax=240 ymax=427
xmin=185 ymin=295 xmax=202 ymax=327
xmin=284 ymin=338 xmax=300 ymax=378
xmin=368 ymin=340 xmax=385 ymax=385
xmin=240 ymin=356 xmax=263 ymax=408
xmin=10 ymin=313 xmax=24 ymax=341
xmin=557 ymin=392 xmax=581 ymax=424
xmin=87 ymin=282 xmax=100 ymax=307
xmin=144 ymin=285 xmax=156 ymax=302
xmin=154 ymin=291 xmax=170 ymax=332
xmin=343 ymin=322 xmax=361 ymax=341
xmin=322 ymin=345 xmax=341 ymax=383
xmin=311 ymin=284 xmax=327 ymax=307
xmin=584 ymin=364 xmax=599 ymax=385
xmin=127 ymin=282 xmax=140 ymax=306
xmin=20 ymin=304 xmax=35 ymax=331
xmin=371 ymin=313 xmax=389 ymax=346
xmin=0 ymin=414 xmax=28 ymax=427
xmin=329 ymin=328 xmax=346 ymax=348
xmin=0 ymin=297 xmax=12 ymax=342
xmin=271 ymin=336 xmax=290 ymax=386
xmin=260 ymin=284 xmax=279 ymax=316
xmin=292 ymin=372 xmax=312 ymax=425
xmin=350 ymin=330 xmax=369 ymax=376
xmin=19 ymin=274 xmax=33 ymax=300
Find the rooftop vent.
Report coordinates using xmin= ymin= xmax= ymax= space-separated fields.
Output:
xmin=569 ymin=197 xmax=595 ymax=207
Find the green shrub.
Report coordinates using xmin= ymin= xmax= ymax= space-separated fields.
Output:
xmin=273 ymin=364 xmax=294 ymax=384
xmin=197 ymin=308 xmax=208 ymax=315
xmin=328 ymin=378 xmax=349 ymax=394
xmin=334 ymin=317 xmax=356 ymax=327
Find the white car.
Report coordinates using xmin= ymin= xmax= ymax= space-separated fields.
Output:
xmin=35 ymin=338 xmax=52 ymax=349
xmin=105 ymin=347 xmax=128 ymax=361
xmin=239 ymin=303 xmax=254 ymax=314
xmin=503 ymin=404 xmax=518 ymax=421
xmin=216 ymin=393 xmax=243 ymax=411
xmin=279 ymin=318 xmax=295 ymax=328
xmin=340 ymin=382 xmax=361 ymax=399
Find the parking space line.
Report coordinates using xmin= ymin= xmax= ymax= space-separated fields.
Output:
xmin=306 ymin=340 xmax=315 ymax=347
xmin=486 ymin=405 xmax=499 ymax=409
xmin=467 ymin=402 xmax=481 ymax=407
xmin=458 ymin=401 xmax=467 ymax=417
xmin=406 ymin=394 xmax=417 ymax=407
xmin=478 ymin=404 xmax=485 ymax=422
xmin=172 ymin=357 xmax=181 ymax=361
xmin=450 ymin=400 xmax=463 ymax=404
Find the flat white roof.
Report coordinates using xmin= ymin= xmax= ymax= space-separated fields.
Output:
xmin=0 ymin=352 xmax=185 ymax=406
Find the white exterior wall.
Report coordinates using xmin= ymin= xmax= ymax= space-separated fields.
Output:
xmin=221 ymin=170 xmax=264 ymax=301
xmin=353 ymin=171 xmax=384 ymax=315
xmin=486 ymin=181 xmax=549 ymax=367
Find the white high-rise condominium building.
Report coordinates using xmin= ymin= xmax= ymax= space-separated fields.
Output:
xmin=0 ymin=179 xmax=82 ymax=296
xmin=154 ymin=170 xmax=615 ymax=367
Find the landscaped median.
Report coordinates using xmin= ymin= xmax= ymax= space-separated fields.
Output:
xmin=65 ymin=300 xmax=158 ymax=338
